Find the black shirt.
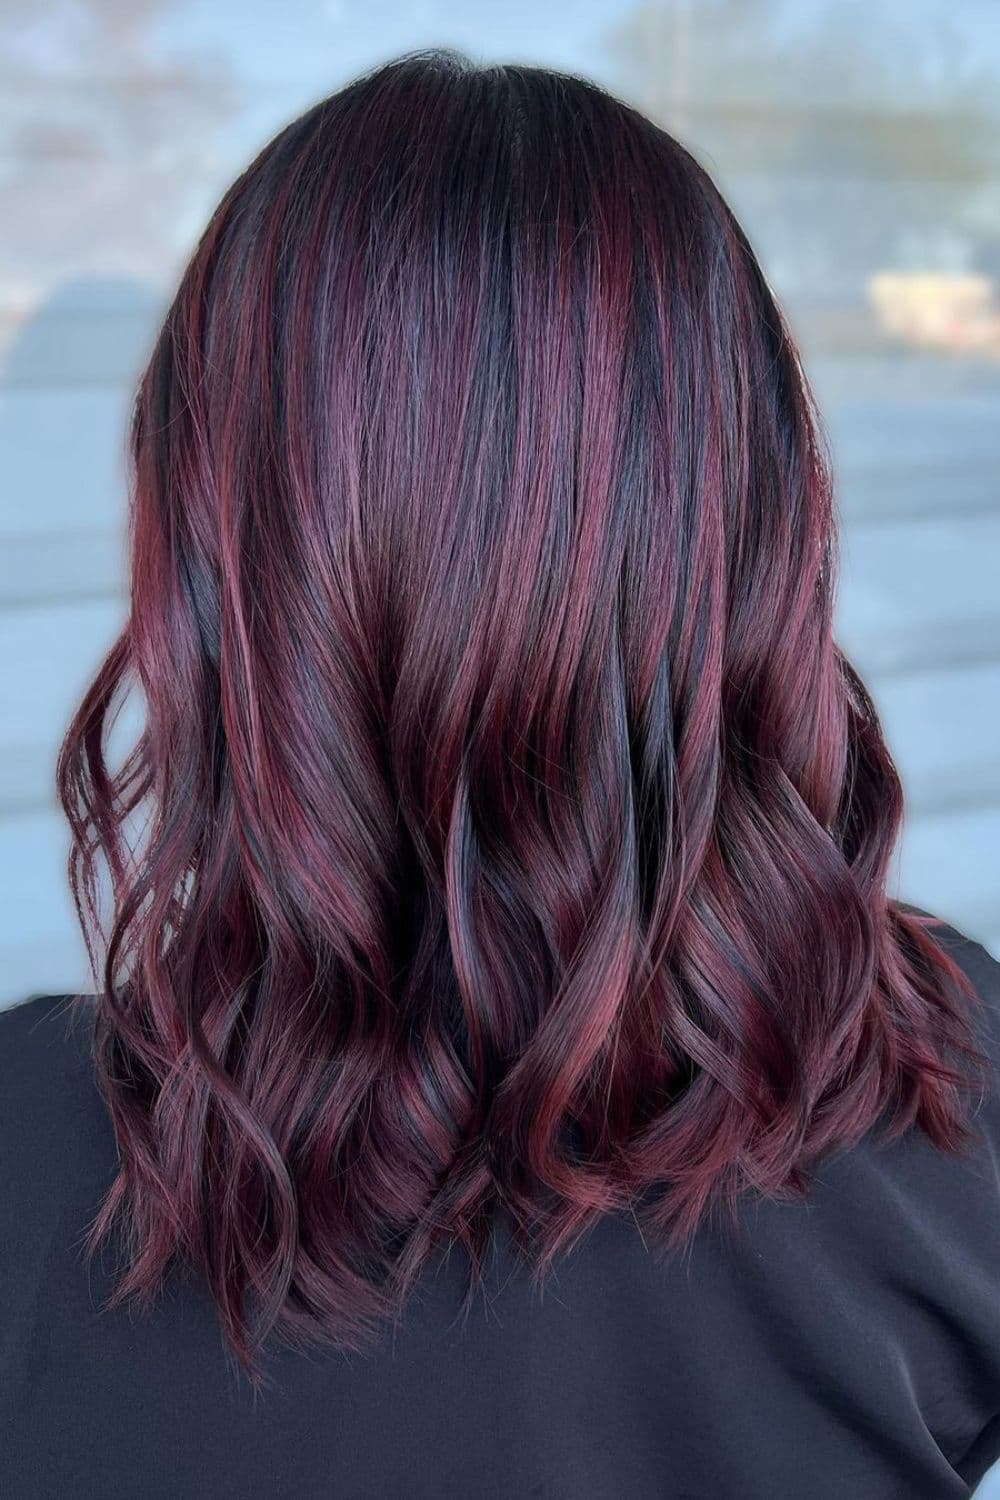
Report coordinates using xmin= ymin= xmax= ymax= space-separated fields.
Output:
xmin=2 ymin=921 xmax=1000 ymax=1500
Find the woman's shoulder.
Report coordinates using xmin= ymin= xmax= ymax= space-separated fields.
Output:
xmin=910 ymin=912 xmax=1000 ymax=1071
xmin=921 ymin=912 xmax=1000 ymax=994
xmin=0 ymin=990 xmax=97 ymax=1106
xmin=0 ymin=991 xmax=113 ymax=1209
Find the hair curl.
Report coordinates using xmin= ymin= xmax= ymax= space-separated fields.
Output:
xmin=59 ymin=51 xmax=985 ymax=1372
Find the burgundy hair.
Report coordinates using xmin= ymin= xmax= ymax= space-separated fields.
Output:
xmin=59 ymin=52 xmax=985 ymax=1371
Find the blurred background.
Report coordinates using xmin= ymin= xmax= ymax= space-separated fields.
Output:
xmin=0 ymin=1 xmax=998 ymax=1490
xmin=1 ymin=9 xmax=998 ymax=991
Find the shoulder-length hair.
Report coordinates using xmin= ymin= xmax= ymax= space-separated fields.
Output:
xmin=59 ymin=51 xmax=985 ymax=1371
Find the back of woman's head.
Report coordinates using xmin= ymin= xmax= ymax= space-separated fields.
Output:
xmin=59 ymin=50 xmax=984 ymax=1370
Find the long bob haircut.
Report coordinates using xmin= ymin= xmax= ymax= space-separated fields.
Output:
xmin=60 ymin=52 xmax=985 ymax=1371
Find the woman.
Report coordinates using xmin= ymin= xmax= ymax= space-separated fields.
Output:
xmin=2 ymin=51 xmax=999 ymax=1500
